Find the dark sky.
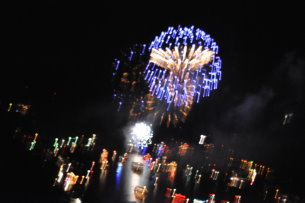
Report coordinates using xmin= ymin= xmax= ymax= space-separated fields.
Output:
xmin=5 ymin=1 xmax=305 ymax=182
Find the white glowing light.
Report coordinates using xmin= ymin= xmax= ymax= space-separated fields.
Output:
xmin=64 ymin=177 xmax=71 ymax=191
xmin=199 ymin=135 xmax=206 ymax=145
xmin=66 ymin=163 xmax=72 ymax=172
xmin=57 ymin=172 xmax=63 ymax=183
xmin=71 ymin=198 xmax=82 ymax=203
xmin=85 ymin=170 xmax=90 ymax=179
xmin=130 ymin=122 xmax=153 ymax=149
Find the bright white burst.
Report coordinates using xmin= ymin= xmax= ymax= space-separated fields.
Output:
xmin=150 ymin=45 xmax=215 ymax=72
xmin=130 ymin=122 xmax=153 ymax=148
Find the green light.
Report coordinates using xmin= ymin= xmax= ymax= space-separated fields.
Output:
xmin=53 ymin=143 xmax=59 ymax=154
xmin=29 ymin=141 xmax=36 ymax=151
xmin=67 ymin=137 xmax=72 ymax=146
xmin=73 ymin=136 xmax=79 ymax=145
xmin=53 ymin=138 xmax=58 ymax=147
xmin=86 ymin=138 xmax=92 ymax=147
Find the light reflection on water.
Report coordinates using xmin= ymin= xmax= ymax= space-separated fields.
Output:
xmin=115 ymin=163 xmax=123 ymax=190
xmin=99 ymin=169 xmax=108 ymax=191
xmin=122 ymin=153 xmax=150 ymax=202
xmin=84 ymin=178 xmax=90 ymax=191
xmin=94 ymin=152 xmax=231 ymax=202
xmin=93 ymin=153 xmax=154 ymax=202
xmin=152 ymin=183 xmax=159 ymax=200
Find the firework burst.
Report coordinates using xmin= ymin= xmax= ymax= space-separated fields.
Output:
xmin=112 ymin=26 xmax=222 ymax=127
xmin=144 ymin=26 xmax=222 ymax=126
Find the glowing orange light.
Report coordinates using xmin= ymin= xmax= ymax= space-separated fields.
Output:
xmin=34 ymin=133 xmax=39 ymax=141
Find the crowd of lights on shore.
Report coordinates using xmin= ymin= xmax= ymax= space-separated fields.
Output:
xmin=10 ymin=119 xmax=288 ymax=202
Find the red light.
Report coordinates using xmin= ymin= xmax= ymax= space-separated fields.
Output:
xmin=172 ymin=193 xmax=186 ymax=203
xmin=165 ymin=188 xmax=171 ymax=198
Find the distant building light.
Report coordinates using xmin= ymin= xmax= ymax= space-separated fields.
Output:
xmin=283 ymin=113 xmax=293 ymax=125
xmin=199 ymin=135 xmax=207 ymax=145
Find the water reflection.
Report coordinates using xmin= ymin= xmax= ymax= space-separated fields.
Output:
xmin=123 ymin=153 xmax=150 ymax=202
xmin=104 ymin=153 xmax=151 ymax=202
xmin=99 ymin=168 xmax=108 ymax=191
xmin=115 ymin=163 xmax=123 ymax=190
xmin=84 ymin=178 xmax=90 ymax=191
xmin=167 ymin=161 xmax=177 ymax=187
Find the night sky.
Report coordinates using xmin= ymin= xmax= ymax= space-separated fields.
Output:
xmin=5 ymin=1 xmax=305 ymax=194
